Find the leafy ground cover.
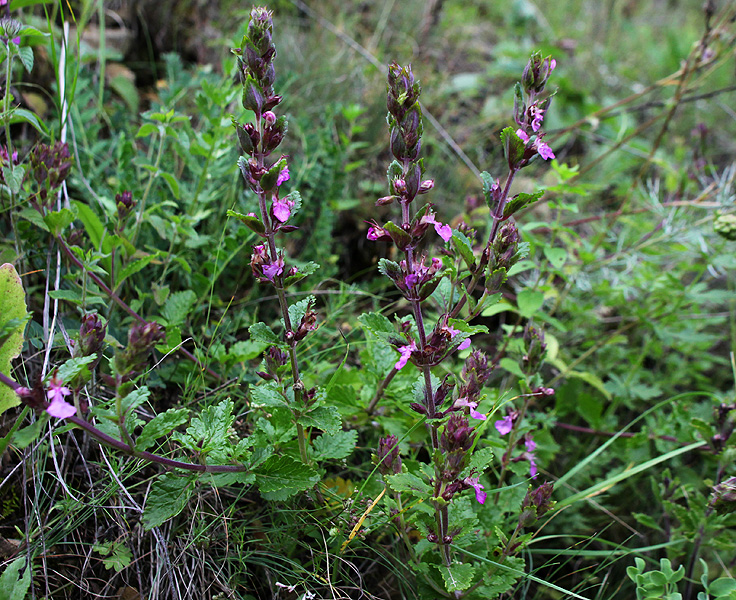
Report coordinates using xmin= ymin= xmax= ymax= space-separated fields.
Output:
xmin=1 ymin=1 xmax=736 ymax=599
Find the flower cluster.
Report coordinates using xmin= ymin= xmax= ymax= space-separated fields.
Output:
xmin=28 ymin=142 xmax=73 ymax=210
xmin=513 ymin=52 xmax=556 ymax=163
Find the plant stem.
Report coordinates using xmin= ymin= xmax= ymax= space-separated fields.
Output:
xmin=0 ymin=371 xmax=248 ymax=473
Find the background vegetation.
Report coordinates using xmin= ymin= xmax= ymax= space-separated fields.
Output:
xmin=1 ymin=0 xmax=735 ymax=598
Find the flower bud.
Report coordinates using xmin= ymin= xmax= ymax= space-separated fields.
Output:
xmin=377 ymin=435 xmax=402 ymax=475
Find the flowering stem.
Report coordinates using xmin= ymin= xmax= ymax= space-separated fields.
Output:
xmin=449 ymin=166 xmax=518 ymax=320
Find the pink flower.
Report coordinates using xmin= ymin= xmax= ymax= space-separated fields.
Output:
xmin=276 ymin=165 xmax=290 ymax=186
xmin=46 ymin=375 xmax=75 ymax=419
xmin=263 ymin=111 xmax=276 ymax=125
xmin=516 ymin=129 xmax=530 ymax=143
xmin=537 ymin=142 xmax=555 ymax=161
xmin=272 ymin=197 xmax=294 ymax=222
xmin=422 ymin=213 xmax=452 ymax=242
xmin=404 ymin=274 xmax=419 ymax=288
xmin=455 ymin=397 xmax=486 ymax=421
xmin=457 ymin=338 xmax=472 ymax=351
xmin=465 ymin=476 xmax=487 ymax=504
xmin=530 ymin=106 xmax=545 ymax=132
xmin=395 ymin=341 xmax=417 ymax=370
xmin=262 ymin=256 xmax=285 ymax=281
xmin=495 ymin=415 xmax=513 ymax=435
xmin=525 ymin=437 xmax=537 ymax=452
xmin=549 ymin=58 xmax=557 ymax=71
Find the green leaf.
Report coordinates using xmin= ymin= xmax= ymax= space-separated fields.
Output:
xmin=135 ymin=408 xmax=189 ymax=451
xmin=710 ymin=578 xmax=736 ymax=596
xmin=250 ymin=382 xmax=287 ymax=408
xmin=2 ymin=165 xmax=24 ymax=194
xmin=517 ymin=289 xmax=544 ymax=318
xmin=0 ymin=555 xmax=32 ymax=600
xmin=437 ymin=563 xmax=477 ymax=592
xmin=501 ymin=126 xmax=526 ymax=167
xmin=500 ymin=357 xmax=525 ymax=379
xmin=117 ymin=253 xmax=160 ymax=284
xmin=467 ymin=447 xmax=495 ymax=474
xmin=17 ymin=45 xmax=32 ymax=71
xmin=255 ymin=455 xmax=319 ymax=500
xmin=174 ymin=400 xmax=234 ymax=458
xmin=227 ymin=209 xmax=265 ymax=234
xmin=93 ymin=541 xmax=133 ymax=573
xmin=160 ymin=171 xmax=181 ymax=200
xmin=142 ymin=472 xmax=196 ymax=530
xmin=43 ymin=207 xmax=76 ymax=236
xmin=8 ymin=108 xmax=47 ymax=134
xmin=451 ymin=229 xmax=476 ymax=269
xmin=298 ymin=406 xmax=342 ymax=435
xmin=136 ymin=123 xmax=159 ymax=138
xmin=544 ymin=246 xmax=567 ymax=269
xmin=386 ymin=472 xmax=431 ymax=495
xmin=313 ymin=429 xmax=357 ymax=460
xmin=503 ymin=191 xmax=544 ymax=219
xmin=72 ymin=200 xmax=105 ymax=249
xmin=56 ymin=355 xmax=97 ymax=385
xmin=383 ymin=220 xmax=412 ymax=249
xmin=161 ymin=290 xmax=196 ymax=327
xmin=283 ymin=261 xmax=319 ymax=288
xmin=0 ymin=264 xmax=27 ymax=416
xmin=287 ymin=295 xmax=315 ymax=330
xmin=249 ymin=321 xmax=280 ymax=345
xmin=358 ymin=312 xmax=395 ymax=341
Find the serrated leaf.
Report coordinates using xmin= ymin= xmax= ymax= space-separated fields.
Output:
xmin=467 ymin=447 xmax=495 ymax=473
xmin=517 ymin=289 xmax=544 ymax=318
xmin=313 ymin=429 xmax=357 ymax=460
xmin=250 ymin=382 xmax=287 ymax=408
xmin=298 ymin=406 xmax=341 ymax=435
xmin=287 ymin=295 xmax=315 ymax=330
xmin=56 ymin=355 xmax=97 ymax=384
xmin=283 ymin=261 xmax=320 ymax=288
xmin=142 ymin=472 xmax=196 ymax=530
xmin=383 ymin=220 xmax=412 ymax=249
xmin=451 ymin=229 xmax=476 ymax=269
xmin=378 ymin=258 xmax=401 ymax=279
xmin=358 ymin=312 xmax=395 ymax=341
xmin=2 ymin=164 xmax=24 ymax=194
xmin=503 ymin=191 xmax=544 ymax=219
xmin=437 ymin=563 xmax=477 ymax=592
xmin=43 ymin=207 xmax=76 ymax=236
xmin=255 ymin=455 xmax=319 ymax=500
xmin=17 ymin=45 xmax=34 ymax=72
xmin=0 ymin=555 xmax=32 ymax=600
xmin=0 ymin=264 xmax=27 ymax=416
xmin=501 ymin=126 xmax=526 ymax=168
xmin=174 ymin=400 xmax=234 ymax=457
xmin=249 ymin=321 xmax=280 ymax=345
xmin=161 ymin=290 xmax=196 ymax=327
xmin=135 ymin=408 xmax=189 ymax=451
xmin=385 ymin=472 xmax=431 ymax=495
xmin=227 ymin=209 xmax=265 ymax=234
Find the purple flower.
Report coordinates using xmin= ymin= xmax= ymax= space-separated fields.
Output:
xmin=455 ymin=396 xmax=486 ymax=421
xmin=395 ymin=340 xmax=417 ymax=370
xmin=495 ymin=415 xmax=513 ymax=435
xmin=457 ymin=338 xmax=472 ymax=351
xmin=464 ymin=476 xmax=487 ymax=504
xmin=262 ymin=257 xmax=284 ymax=281
xmin=272 ymin=196 xmax=294 ymax=222
xmin=530 ymin=106 xmax=546 ymax=132
xmin=525 ymin=437 xmax=537 ymax=452
xmin=12 ymin=36 xmax=19 ymax=45
xmin=537 ymin=142 xmax=555 ymax=161
xmin=404 ymin=274 xmax=419 ymax=288
xmin=46 ymin=375 xmax=75 ymax=419
xmin=263 ymin=111 xmax=276 ymax=125
xmin=422 ymin=213 xmax=452 ymax=242
xmin=516 ymin=129 xmax=530 ymax=143
xmin=276 ymin=165 xmax=290 ymax=186
xmin=525 ymin=435 xmax=539 ymax=478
